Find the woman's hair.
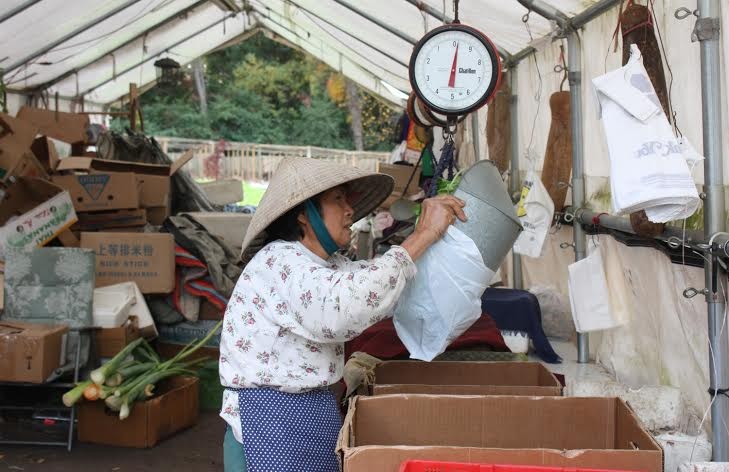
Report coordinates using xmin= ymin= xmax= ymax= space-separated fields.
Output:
xmin=264 ymin=197 xmax=322 ymax=244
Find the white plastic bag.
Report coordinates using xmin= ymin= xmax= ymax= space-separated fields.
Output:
xmin=394 ymin=226 xmax=493 ymax=361
xmin=568 ymin=244 xmax=624 ymax=333
xmin=513 ymin=169 xmax=555 ymax=258
xmin=592 ymin=44 xmax=699 ymax=223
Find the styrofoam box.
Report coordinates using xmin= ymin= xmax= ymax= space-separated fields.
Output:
xmin=93 ymin=289 xmax=134 ymax=328
xmin=94 ymin=282 xmax=158 ymax=337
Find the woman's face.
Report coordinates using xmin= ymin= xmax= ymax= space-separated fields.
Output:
xmin=318 ymin=186 xmax=355 ymax=247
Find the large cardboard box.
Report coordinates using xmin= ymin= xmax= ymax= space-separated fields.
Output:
xmin=0 ymin=321 xmax=68 ymax=383
xmin=52 ymin=159 xmax=141 ymax=212
xmin=0 ymin=113 xmax=45 ymax=182
xmin=78 ymin=376 xmax=199 ymax=448
xmin=94 ymin=318 xmax=141 ymax=358
xmin=31 ymin=136 xmax=61 ymax=173
xmin=0 ymin=177 xmax=78 ymax=259
xmin=16 ymin=106 xmax=89 ymax=144
xmin=73 ymin=208 xmax=147 ymax=231
xmin=370 ymin=361 xmax=562 ymax=396
xmin=54 ymin=155 xmax=192 ymax=223
xmin=80 ymin=232 xmax=175 ymax=294
xmin=376 ymin=163 xmax=421 ymax=209
xmin=338 ymin=395 xmax=663 ymax=472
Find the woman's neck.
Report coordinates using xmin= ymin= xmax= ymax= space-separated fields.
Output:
xmin=299 ymin=235 xmax=328 ymax=260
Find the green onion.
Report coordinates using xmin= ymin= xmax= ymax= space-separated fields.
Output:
xmin=89 ymin=338 xmax=145 ymax=385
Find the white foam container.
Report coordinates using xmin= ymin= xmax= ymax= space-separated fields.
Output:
xmin=93 ymin=289 xmax=134 ymax=328
xmin=94 ymin=282 xmax=158 ymax=338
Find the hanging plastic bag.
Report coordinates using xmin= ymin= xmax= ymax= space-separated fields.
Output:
xmin=567 ymin=244 xmax=624 ymax=333
xmin=513 ymin=167 xmax=555 ymax=258
xmin=394 ymin=226 xmax=493 ymax=361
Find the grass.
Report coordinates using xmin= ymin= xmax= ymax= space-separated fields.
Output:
xmin=239 ymin=181 xmax=266 ymax=207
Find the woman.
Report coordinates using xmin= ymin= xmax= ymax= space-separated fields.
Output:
xmin=220 ymin=156 xmax=466 ymax=471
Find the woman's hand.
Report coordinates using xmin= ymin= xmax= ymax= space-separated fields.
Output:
xmin=401 ymin=195 xmax=467 ymax=261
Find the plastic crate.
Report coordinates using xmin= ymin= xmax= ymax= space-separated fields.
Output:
xmin=399 ymin=461 xmax=636 ymax=472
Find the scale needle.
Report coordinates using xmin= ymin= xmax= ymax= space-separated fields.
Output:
xmin=448 ymin=43 xmax=458 ymax=88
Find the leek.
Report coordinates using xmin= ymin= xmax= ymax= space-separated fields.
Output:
xmin=89 ymin=338 xmax=145 ymax=385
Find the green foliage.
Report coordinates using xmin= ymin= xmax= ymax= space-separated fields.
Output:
xmin=111 ymin=32 xmax=399 ymax=150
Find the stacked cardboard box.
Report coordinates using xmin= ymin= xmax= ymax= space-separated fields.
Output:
xmin=339 ymin=360 xmax=663 ymax=471
xmin=0 ymin=107 xmax=212 ymax=448
xmin=0 ymin=107 xmax=186 ymax=297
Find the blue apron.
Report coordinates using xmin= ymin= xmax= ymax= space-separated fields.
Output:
xmin=235 ymin=387 xmax=342 ymax=472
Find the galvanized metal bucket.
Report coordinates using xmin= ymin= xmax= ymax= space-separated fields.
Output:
xmin=453 ymin=160 xmax=522 ymax=272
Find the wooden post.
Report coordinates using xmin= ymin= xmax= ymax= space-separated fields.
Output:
xmin=129 ymin=83 xmax=138 ymax=131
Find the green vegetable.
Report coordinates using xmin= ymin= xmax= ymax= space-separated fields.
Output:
xmin=89 ymin=338 xmax=145 ymax=385
xmin=65 ymin=321 xmax=222 ymax=420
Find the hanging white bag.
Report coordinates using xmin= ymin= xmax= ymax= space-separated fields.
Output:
xmin=567 ymin=244 xmax=624 ymax=333
xmin=513 ymin=168 xmax=555 ymax=258
xmin=394 ymin=226 xmax=493 ymax=361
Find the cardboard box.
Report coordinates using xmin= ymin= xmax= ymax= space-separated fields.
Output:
xmin=16 ymin=106 xmax=89 ymax=144
xmin=157 ymin=343 xmax=219 ymax=363
xmin=80 ymin=232 xmax=175 ymax=294
xmin=78 ymin=376 xmax=199 ymax=448
xmin=73 ymin=209 xmax=147 ymax=231
xmin=31 ymin=136 xmax=61 ymax=173
xmin=0 ymin=177 xmax=78 ymax=259
xmin=376 ymin=162 xmax=421 ymax=209
xmin=338 ymin=395 xmax=663 ymax=472
xmin=145 ymin=207 xmax=169 ymax=226
xmin=52 ymin=167 xmax=140 ymax=213
xmin=0 ymin=113 xmax=41 ymax=182
xmin=370 ymin=361 xmax=562 ymax=396
xmin=200 ymin=179 xmax=243 ymax=205
xmin=54 ymin=154 xmax=192 ymax=223
xmin=0 ymin=321 xmax=68 ymax=383
xmin=94 ymin=318 xmax=141 ymax=358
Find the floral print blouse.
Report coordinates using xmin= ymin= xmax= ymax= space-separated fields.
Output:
xmin=219 ymin=240 xmax=416 ymax=442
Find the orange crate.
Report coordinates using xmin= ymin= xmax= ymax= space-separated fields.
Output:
xmin=399 ymin=461 xmax=638 ymax=472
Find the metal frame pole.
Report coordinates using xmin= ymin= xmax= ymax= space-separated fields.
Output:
xmin=516 ymin=0 xmax=599 ymax=362
xmin=567 ymin=31 xmax=589 ymax=363
xmin=509 ymin=69 xmax=523 ymax=289
xmin=3 ymin=0 xmax=143 ymax=73
xmin=697 ymin=0 xmax=728 ymax=460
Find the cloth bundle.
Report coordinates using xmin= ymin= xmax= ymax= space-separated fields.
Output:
xmin=592 ymin=44 xmax=700 ymax=223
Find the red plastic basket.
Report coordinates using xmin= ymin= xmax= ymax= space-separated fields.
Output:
xmin=399 ymin=461 xmax=637 ymax=472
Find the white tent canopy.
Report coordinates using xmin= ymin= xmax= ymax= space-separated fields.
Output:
xmin=1 ymin=0 xmax=608 ymax=108
xmin=3 ymin=0 xmax=729 ymax=458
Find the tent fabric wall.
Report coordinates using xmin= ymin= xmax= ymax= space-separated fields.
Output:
xmin=509 ymin=227 xmax=711 ymax=432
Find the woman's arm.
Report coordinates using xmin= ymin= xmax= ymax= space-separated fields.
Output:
xmin=278 ymin=245 xmax=416 ymax=343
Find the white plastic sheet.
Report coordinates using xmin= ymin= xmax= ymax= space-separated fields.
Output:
xmin=394 ymin=226 xmax=492 ymax=361
xmin=513 ymin=168 xmax=555 ymax=258
xmin=592 ymin=44 xmax=700 ymax=222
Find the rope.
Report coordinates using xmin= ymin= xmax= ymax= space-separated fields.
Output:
xmin=427 ymin=138 xmax=457 ymax=197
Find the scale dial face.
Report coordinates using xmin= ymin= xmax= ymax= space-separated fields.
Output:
xmin=409 ymin=24 xmax=501 ymax=116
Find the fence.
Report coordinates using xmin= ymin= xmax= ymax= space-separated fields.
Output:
xmin=155 ymin=137 xmax=391 ymax=181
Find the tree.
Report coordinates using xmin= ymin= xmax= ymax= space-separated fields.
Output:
xmin=111 ymin=32 xmax=400 ymax=151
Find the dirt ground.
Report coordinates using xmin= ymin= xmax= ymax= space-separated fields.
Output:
xmin=0 ymin=412 xmax=225 ymax=472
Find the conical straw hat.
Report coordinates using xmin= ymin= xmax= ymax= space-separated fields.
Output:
xmin=240 ymin=156 xmax=394 ymax=263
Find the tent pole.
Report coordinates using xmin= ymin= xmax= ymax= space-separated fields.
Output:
xmin=516 ymin=0 xmax=590 ymax=361
xmin=697 ymin=0 xmax=728 ymax=460
xmin=3 ymin=0 xmax=143 ymax=74
xmin=509 ymin=68 xmax=523 ymax=289
xmin=0 ymin=0 xmax=43 ymax=25
xmin=567 ymin=31 xmax=588 ymax=363
xmin=401 ymin=0 xmax=512 ymax=61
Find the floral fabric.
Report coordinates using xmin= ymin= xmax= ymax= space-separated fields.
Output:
xmin=219 ymin=240 xmax=416 ymax=442
xmin=4 ymin=248 xmax=94 ymax=327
